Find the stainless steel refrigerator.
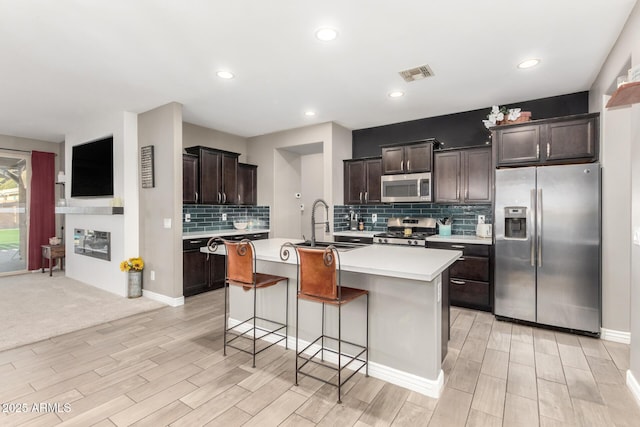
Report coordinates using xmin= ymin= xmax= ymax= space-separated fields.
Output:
xmin=494 ymin=163 xmax=601 ymax=334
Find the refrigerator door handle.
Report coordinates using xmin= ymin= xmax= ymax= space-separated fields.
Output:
xmin=537 ymin=188 xmax=542 ymax=267
xmin=530 ymin=189 xmax=536 ymax=266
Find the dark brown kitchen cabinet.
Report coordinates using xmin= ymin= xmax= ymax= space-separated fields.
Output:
xmin=183 ymin=238 xmax=221 ymax=297
xmin=427 ymin=241 xmax=493 ymax=312
xmin=182 ymin=154 xmax=199 ymax=204
xmin=237 ymin=163 xmax=257 ymax=205
xmin=344 ymin=157 xmax=381 ymax=204
xmin=381 ymin=141 xmax=434 ymax=174
xmin=434 ymin=146 xmax=492 ymax=204
xmin=183 ymin=232 xmax=269 ymax=297
xmin=494 ymin=113 xmax=598 ymax=167
xmin=185 ymin=146 xmax=239 ymax=204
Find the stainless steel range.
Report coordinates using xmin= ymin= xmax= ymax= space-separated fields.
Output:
xmin=374 ymin=217 xmax=437 ymax=246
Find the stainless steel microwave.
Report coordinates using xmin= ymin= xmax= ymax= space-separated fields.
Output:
xmin=381 ymin=172 xmax=432 ymax=203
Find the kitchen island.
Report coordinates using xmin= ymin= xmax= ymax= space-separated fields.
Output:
xmin=201 ymin=238 xmax=461 ymax=398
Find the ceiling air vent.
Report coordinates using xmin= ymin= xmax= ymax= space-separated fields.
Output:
xmin=399 ymin=65 xmax=434 ymax=82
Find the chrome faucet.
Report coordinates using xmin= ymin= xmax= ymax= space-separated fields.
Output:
xmin=310 ymin=198 xmax=330 ymax=247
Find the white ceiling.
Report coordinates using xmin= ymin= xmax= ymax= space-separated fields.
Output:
xmin=0 ymin=0 xmax=636 ymax=143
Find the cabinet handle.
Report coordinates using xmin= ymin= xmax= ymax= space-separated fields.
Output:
xmin=195 ymin=192 xmax=198 ymax=203
xmin=547 ymin=142 xmax=550 ymax=158
xmin=189 ymin=240 xmax=203 ymax=244
xmin=407 ymin=160 xmax=411 ymax=171
xmin=458 ymin=257 xmax=466 ymax=261
xmin=222 ymin=192 xmax=227 ymax=203
xmin=451 ymin=279 xmax=466 ymax=285
xmin=401 ymin=160 xmax=404 ymax=171
xmin=465 ymin=188 xmax=468 ymax=200
xmin=365 ymin=192 xmax=368 ymax=203
xmin=238 ymin=194 xmax=241 ymax=203
xmin=359 ymin=192 xmax=363 ymax=204
xmin=536 ymin=144 xmax=540 ymax=159
xmin=217 ymin=192 xmax=222 ymax=203
xmin=351 ymin=238 xmax=361 ymax=242
xmin=451 ymin=245 xmax=465 ymax=249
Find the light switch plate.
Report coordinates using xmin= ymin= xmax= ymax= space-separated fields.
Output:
xmin=222 ymin=213 xmax=227 ymax=221
xmin=185 ymin=213 xmax=191 ymax=222
xmin=633 ymin=227 xmax=640 ymax=246
xmin=372 ymin=213 xmax=377 ymax=223
xmin=163 ymin=218 xmax=171 ymax=229
xmin=478 ymin=215 xmax=485 ymax=224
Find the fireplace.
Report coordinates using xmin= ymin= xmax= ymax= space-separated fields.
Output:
xmin=73 ymin=229 xmax=111 ymax=261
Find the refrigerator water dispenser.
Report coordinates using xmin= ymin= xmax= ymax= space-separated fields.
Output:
xmin=504 ymin=207 xmax=527 ymax=239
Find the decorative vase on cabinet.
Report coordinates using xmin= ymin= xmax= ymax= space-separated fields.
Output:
xmin=127 ymin=271 xmax=143 ymax=298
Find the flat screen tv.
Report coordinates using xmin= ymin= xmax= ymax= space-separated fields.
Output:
xmin=71 ymin=136 xmax=114 ymax=197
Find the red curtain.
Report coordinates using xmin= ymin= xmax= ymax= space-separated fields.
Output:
xmin=28 ymin=151 xmax=56 ymax=270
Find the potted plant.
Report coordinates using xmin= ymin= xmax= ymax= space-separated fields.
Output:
xmin=120 ymin=257 xmax=144 ymax=298
xmin=483 ymin=105 xmax=532 ymax=128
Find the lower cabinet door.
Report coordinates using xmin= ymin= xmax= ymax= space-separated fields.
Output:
xmin=449 ymin=279 xmax=490 ymax=309
xmin=183 ymin=250 xmax=208 ymax=297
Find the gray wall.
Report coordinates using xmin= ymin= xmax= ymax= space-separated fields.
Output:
xmin=138 ymin=103 xmax=183 ymax=299
xmin=589 ymin=0 xmax=640 ymax=394
xmin=183 ymin=122 xmax=248 ymax=162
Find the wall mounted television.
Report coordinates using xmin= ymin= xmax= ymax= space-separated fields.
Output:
xmin=71 ymin=136 xmax=114 ymax=197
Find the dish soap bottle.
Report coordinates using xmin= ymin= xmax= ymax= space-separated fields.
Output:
xmin=358 ymin=218 xmax=364 ymax=231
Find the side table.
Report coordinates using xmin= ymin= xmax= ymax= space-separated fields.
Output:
xmin=42 ymin=244 xmax=65 ymax=276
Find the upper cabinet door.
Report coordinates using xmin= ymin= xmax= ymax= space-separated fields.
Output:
xmin=405 ymin=143 xmax=432 ymax=172
xmin=221 ymin=153 xmax=238 ymax=204
xmin=464 ymin=147 xmax=492 ymax=203
xmin=381 ymin=146 xmax=405 ymax=174
xmin=434 ymin=151 xmax=461 ymax=203
xmin=182 ymin=154 xmax=199 ymax=204
xmin=544 ymin=117 xmax=597 ymax=163
xmin=495 ymin=125 xmax=541 ymax=167
xmin=199 ymin=150 xmax=222 ymax=204
xmin=237 ymin=163 xmax=257 ymax=205
xmin=364 ymin=158 xmax=382 ymax=203
xmin=344 ymin=160 xmax=366 ymax=204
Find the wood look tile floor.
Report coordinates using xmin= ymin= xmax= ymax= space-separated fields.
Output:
xmin=2 ymin=289 xmax=639 ymax=426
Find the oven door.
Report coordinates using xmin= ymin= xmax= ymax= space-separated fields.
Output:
xmin=381 ymin=172 xmax=431 ymax=203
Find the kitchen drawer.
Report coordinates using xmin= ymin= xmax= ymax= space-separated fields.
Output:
xmin=334 ymin=235 xmax=373 ymax=244
xmin=183 ymin=238 xmax=209 ymax=251
xmin=450 ymin=256 xmax=489 ymax=282
xmin=449 ymin=278 xmax=490 ymax=309
xmin=428 ymin=241 xmax=489 ymax=257
xmin=222 ymin=232 xmax=269 ymax=241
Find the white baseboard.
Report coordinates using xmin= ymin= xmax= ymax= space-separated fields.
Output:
xmin=142 ymin=289 xmax=184 ymax=307
xmin=627 ymin=370 xmax=640 ymax=408
xmin=600 ymin=328 xmax=631 ymax=344
xmin=228 ymin=318 xmax=444 ymax=398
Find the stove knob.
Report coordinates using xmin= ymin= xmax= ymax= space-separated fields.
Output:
xmin=407 ymin=240 xmax=413 ymax=245
xmin=383 ymin=238 xmax=388 ymax=244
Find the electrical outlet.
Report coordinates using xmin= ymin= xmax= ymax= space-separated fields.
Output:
xmin=185 ymin=213 xmax=191 ymax=222
xmin=634 ymin=227 xmax=640 ymax=246
xmin=372 ymin=213 xmax=377 ymax=223
xmin=222 ymin=213 xmax=227 ymax=221
xmin=478 ymin=215 xmax=485 ymax=224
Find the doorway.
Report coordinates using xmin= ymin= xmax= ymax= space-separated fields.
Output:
xmin=0 ymin=153 xmax=29 ymax=274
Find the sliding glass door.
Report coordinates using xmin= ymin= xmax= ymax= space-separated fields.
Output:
xmin=0 ymin=153 xmax=29 ymax=274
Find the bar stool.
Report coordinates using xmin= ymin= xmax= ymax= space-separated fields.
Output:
xmin=287 ymin=244 xmax=369 ymax=404
xmin=208 ymin=238 xmax=289 ymax=368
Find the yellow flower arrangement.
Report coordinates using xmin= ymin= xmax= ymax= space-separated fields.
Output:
xmin=120 ymin=257 xmax=144 ymax=272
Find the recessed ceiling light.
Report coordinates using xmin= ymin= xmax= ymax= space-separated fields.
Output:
xmin=315 ymin=27 xmax=338 ymax=41
xmin=216 ymin=70 xmax=234 ymax=79
xmin=304 ymin=111 xmax=316 ymax=117
xmin=517 ymin=59 xmax=540 ymax=69
xmin=388 ymin=91 xmax=405 ymax=98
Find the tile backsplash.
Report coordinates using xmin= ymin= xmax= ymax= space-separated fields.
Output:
xmin=182 ymin=205 xmax=270 ymax=233
xmin=334 ymin=203 xmax=493 ymax=235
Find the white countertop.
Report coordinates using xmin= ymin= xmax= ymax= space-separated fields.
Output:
xmin=426 ymin=234 xmax=493 ymax=245
xmin=183 ymin=228 xmax=270 ymax=240
xmin=332 ymin=230 xmax=378 ymax=238
xmin=201 ymin=237 xmax=461 ymax=282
